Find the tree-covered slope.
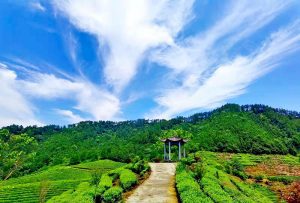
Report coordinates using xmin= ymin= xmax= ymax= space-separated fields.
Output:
xmin=1 ymin=104 xmax=299 ymax=180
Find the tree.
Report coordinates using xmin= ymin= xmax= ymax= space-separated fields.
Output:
xmin=0 ymin=129 xmax=37 ymax=180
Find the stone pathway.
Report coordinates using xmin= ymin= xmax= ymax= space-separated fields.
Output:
xmin=126 ymin=163 xmax=178 ymax=203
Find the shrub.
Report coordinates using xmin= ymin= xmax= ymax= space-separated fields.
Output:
xmin=201 ymin=174 xmax=234 ymax=202
xmin=268 ymin=176 xmax=293 ymax=185
xmin=119 ymin=169 xmax=137 ymax=190
xmin=108 ymin=167 xmax=123 ymax=181
xmin=254 ymin=175 xmax=264 ymax=182
xmin=192 ymin=162 xmax=205 ymax=181
xmin=90 ymin=170 xmax=101 ymax=187
xmin=176 ymin=163 xmax=213 ymax=203
xmin=225 ymin=158 xmax=248 ymax=180
xmin=99 ymin=174 xmax=113 ymax=189
xmin=128 ymin=159 xmax=150 ymax=176
xmin=233 ymin=170 xmax=248 ymax=180
xmin=102 ymin=186 xmax=123 ymax=203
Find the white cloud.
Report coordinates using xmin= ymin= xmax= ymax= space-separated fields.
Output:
xmin=0 ymin=61 xmax=120 ymax=126
xmin=149 ymin=21 xmax=300 ymax=118
xmin=152 ymin=0 xmax=291 ymax=75
xmin=0 ymin=68 xmax=42 ymax=127
xmin=20 ymin=72 xmax=121 ymax=121
xmin=30 ymin=1 xmax=46 ymax=12
xmin=56 ymin=109 xmax=84 ymax=124
xmin=53 ymin=0 xmax=194 ymax=92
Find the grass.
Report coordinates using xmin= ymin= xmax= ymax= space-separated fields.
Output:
xmin=0 ymin=160 xmax=124 ymax=203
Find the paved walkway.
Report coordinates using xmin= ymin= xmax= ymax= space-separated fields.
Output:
xmin=126 ymin=163 xmax=178 ymax=203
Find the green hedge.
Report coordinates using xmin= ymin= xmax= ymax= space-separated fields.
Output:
xmin=119 ymin=169 xmax=137 ymax=190
xmin=99 ymin=174 xmax=113 ymax=189
xmin=102 ymin=186 xmax=123 ymax=203
xmin=176 ymin=164 xmax=213 ymax=203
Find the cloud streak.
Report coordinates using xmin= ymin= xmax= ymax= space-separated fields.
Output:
xmin=149 ymin=20 xmax=300 ymax=118
xmin=53 ymin=0 xmax=195 ymax=92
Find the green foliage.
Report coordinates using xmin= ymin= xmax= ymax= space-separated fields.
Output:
xmin=0 ymin=160 xmax=123 ymax=203
xmin=162 ymin=128 xmax=192 ymax=139
xmin=127 ymin=157 xmax=150 ymax=177
xmin=90 ymin=170 xmax=101 ymax=187
xmin=201 ymin=168 xmax=234 ymax=202
xmin=119 ymin=169 xmax=137 ymax=190
xmin=176 ymin=163 xmax=213 ymax=203
xmin=176 ymin=151 xmax=279 ymax=203
xmin=0 ymin=129 xmax=38 ymax=180
xmin=1 ymin=104 xmax=300 ymax=179
xmin=98 ymin=174 xmax=113 ymax=190
xmin=192 ymin=162 xmax=205 ymax=181
xmin=47 ymin=182 xmax=94 ymax=203
xmin=39 ymin=180 xmax=50 ymax=203
xmin=102 ymin=186 xmax=123 ymax=203
xmin=268 ymin=176 xmax=296 ymax=185
xmin=254 ymin=175 xmax=264 ymax=182
xmin=225 ymin=158 xmax=248 ymax=180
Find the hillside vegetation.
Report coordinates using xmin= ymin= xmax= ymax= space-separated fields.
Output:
xmin=1 ymin=104 xmax=299 ymax=180
xmin=176 ymin=151 xmax=300 ymax=203
xmin=0 ymin=160 xmax=124 ymax=203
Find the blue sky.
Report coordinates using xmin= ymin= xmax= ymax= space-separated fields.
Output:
xmin=0 ymin=0 xmax=300 ymax=126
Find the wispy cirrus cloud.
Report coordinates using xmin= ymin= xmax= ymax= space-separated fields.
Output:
xmin=149 ymin=19 xmax=300 ymax=118
xmin=53 ymin=0 xmax=195 ymax=92
xmin=30 ymin=1 xmax=46 ymax=12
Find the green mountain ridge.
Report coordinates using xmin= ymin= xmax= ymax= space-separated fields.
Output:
xmin=1 ymin=104 xmax=300 ymax=180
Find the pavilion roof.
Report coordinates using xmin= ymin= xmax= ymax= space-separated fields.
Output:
xmin=161 ymin=136 xmax=188 ymax=143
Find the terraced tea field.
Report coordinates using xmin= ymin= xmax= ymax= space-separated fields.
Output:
xmin=176 ymin=151 xmax=300 ymax=203
xmin=0 ymin=160 xmax=124 ymax=203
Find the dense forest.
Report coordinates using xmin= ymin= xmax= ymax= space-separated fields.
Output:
xmin=1 ymin=104 xmax=300 ymax=180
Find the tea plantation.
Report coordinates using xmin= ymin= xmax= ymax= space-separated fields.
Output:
xmin=0 ymin=160 xmax=124 ymax=203
xmin=176 ymin=151 xmax=300 ymax=203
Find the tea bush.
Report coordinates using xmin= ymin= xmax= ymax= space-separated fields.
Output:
xmin=99 ymin=174 xmax=112 ymax=189
xmin=268 ymin=176 xmax=295 ymax=185
xmin=119 ymin=169 xmax=137 ymax=190
xmin=176 ymin=163 xmax=213 ymax=203
xmin=102 ymin=186 xmax=123 ymax=203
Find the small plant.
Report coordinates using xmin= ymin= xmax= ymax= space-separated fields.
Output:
xmin=193 ymin=162 xmax=205 ymax=182
xmin=225 ymin=158 xmax=248 ymax=180
xmin=215 ymin=171 xmax=219 ymax=179
xmin=39 ymin=180 xmax=50 ymax=203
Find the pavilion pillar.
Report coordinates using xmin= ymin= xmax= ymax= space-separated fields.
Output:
xmin=164 ymin=142 xmax=166 ymax=160
xmin=178 ymin=141 xmax=181 ymax=160
xmin=168 ymin=141 xmax=171 ymax=161
xmin=183 ymin=145 xmax=186 ymax=158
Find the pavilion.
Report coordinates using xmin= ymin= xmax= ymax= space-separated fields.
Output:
xmin=161 ymin=137 xmax=188 ymax=161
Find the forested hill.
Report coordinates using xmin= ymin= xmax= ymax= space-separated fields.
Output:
xmin=1 ymin=104 xmax=300 ymax=179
